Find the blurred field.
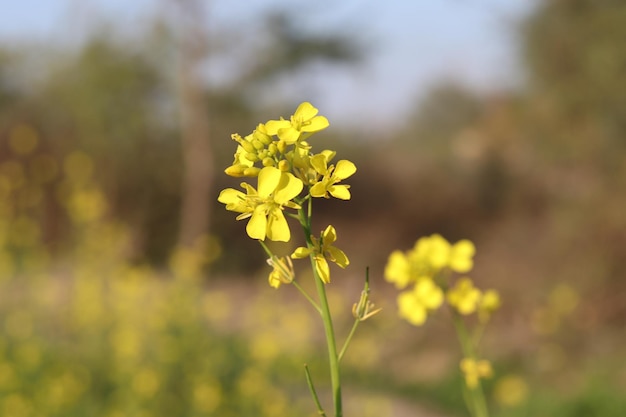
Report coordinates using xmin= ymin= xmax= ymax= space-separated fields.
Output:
xmin=2 ymin=1 xmax=626 ymax=416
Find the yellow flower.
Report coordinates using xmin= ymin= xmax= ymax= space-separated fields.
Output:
xmin=309 ymin=153 xmax=356 ymax=200
xmin=397 ymin=278 xmax=444 ymax=326
xmin=291 ymin=225 xmax=349 ymax=284
xmin=448 ymin=239 xmax=475 ymax=273
xmin=265 ymin=102 xmax=329 ymax=144
xmin=267 ymin=255 xmax=295 ymax=289
xmin=218 ymin=166 xmax=303 ymax=241
xmin=478 ymin=289 xmax=501 ymax=322
xmin=460 ymin=358 xmax=493 ymax=389
xmin=384 ymin=250 xmax=411 ymax=289
xmin=447 ymin=277 xmax=482 ymax=315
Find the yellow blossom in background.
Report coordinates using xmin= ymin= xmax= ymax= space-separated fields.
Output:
xmin=447 ymin=277 xmax=482 ymax=315
xmin=218 ymin=167 xmax=303 ymax=241
xmin=448 ymin=239 xmax=476 ymax=273
xmin=265 ymin=102 xmax=329 ymax=144
xmin=478 ymin=289 xmax=501 ymax=322
xmin=291 ymin=225 xmax=349 ymax=284
xmin=384 ymin=250 xmax=411 ymax=289
xmin=460 ymin=358 xmax=493 ymax=389
xmin=397 ymin=278 xmax=444 ymax=326
xmin=493 ymin=374 xmax=529 ymax=407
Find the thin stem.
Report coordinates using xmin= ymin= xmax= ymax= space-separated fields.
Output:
xmin=299 ymin=202 xmax=342 ymax=417
xmin=338 ymin=319 xmax=359 ymax=362
xmin=451 ymin=311 xmax=490 ymax=417
xmin=293 ymin=280 xmax=322 ymax=315
xmin=304 ymin=364 xmax=327 ymax=417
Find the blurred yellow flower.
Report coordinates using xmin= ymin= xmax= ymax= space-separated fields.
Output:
xmin=493 ymin=374 xmax=529 ymax=407
xmin=478 ymin=289 xmax=501 ymax=322
xmin=384 ymin=250 xmax=411 ymax=289
xmin=447 ymin=277 xmax=482 ymax=315
xmin=397 ymin=278 xmax=443 ymax=326
xmin=460 ymin=358 xmax=493 ymax=389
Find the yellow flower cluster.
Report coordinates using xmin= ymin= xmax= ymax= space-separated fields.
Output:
xmin=384 ymin=234 xmax=500 ymax=326
xmin=218 ymin=102 xmax=356 ymax=243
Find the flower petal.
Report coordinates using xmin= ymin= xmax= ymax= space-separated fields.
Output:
xmin=294 ymin=102 xmax=318 ymax=120
xmin=301 ymin=115 xmax=329 ymax=132
xmin=246 ymin=206 xmax=267 ymax=240
xmin=266 ymin=208 xmax=291 ymax=242
xmin=218 ymin=188 xmax=245 ymax=206
xmin=327 ymin=246 xmax=349 ymax=268
xmin=265 ymin=119 xmax=290 ymax=135
xmin=333 ymin=160 xmax=356 ymax=180
xmin=329 ymin=185 xmax=351 ymax=200
xmin=291 ymin=247 xmax=312 ymax=259
xmin=257 ymin=167 xmax=281 ymax=197
xmin=278 ymin=127 xmax=300 ymax=144
xmin=273 ymin=173 xmax=303 ymax=204
xmin=322 ymin=225 xmax=337 ymax=246
xmin=310 ymin=182 xmax=328 ymax=198
xmin=315 ymin=256 xmax=331 ymax=284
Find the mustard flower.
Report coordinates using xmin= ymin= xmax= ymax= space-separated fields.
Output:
xmin=460 ymin=358 xmax=493 ymax=389
xmin=397 ymin=278 xmax=444 ymax=326
xmin=265 ymin=102 xmax=329 ymax=144
xmin=267 ymin=255 xmax=295 ymax=289
xmin=447 ymin=277 xmax=482 ymax=315
xmin=478 ymin=289 xmax=501 ymax=322
xmin=384 ymin=250 xmax=412 ymax=289
xmin=291 ymin=225 xmax=349 ymax=284
xmin=218 ymin=166 xmax=303 ymax=241
xmin=448 ymin=239 xmax=476 ymax=273
xmin=309 ymin=153 xmax=356 ymax=200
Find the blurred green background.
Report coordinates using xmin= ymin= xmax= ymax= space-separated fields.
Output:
xmin=1 ymin=1 xmax=625 ymax=416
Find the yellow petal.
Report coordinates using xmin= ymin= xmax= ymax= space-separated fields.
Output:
xmin=329 ymin=185 xmax=351 ymax=200
xmin=218 ymin=188 xmax=244 ymax=205
xmin=257 ymin=167 xmax=281 ymax=197
xmin=246 ymin=206 xmax=267 ymax=240
xmin=294 ymin=102 xmax=318 ymax=120
xmin=310 ymin=154 xmax=328 ymax=175
xmin=265 ymin=119 xmax=290 ymax=135
xmin=315 ymin=256 xmax=331 ymax=284
xmin=278 ymin=126 xmax=300 ymax=144
xmin=321 ymin=225 xmax=337 ymax=246
xmin=291 ymin=247 xmax=312 ymax=259
xmin=310 ymin=182 xmax=328 ymax=198
xmin=273 ymin=173 xmax=303 ymax=204
xmin=327 ymin=246 xmax=349 ymax=268
xmin=333 ymin=160 xmax=356 ymax=180
xmin=301 ymin=115 xmax=329 ymax=132
xmin=266 ymin=208 xmax=291 ymax=242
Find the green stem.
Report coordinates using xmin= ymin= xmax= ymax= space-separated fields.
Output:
xmin=451 ymin=312 xmax=490 ymax=417
xmin=300 ymin=199 xmax=342 ymax=417
xmin=338 ymin=319 xmax=359 ymax=362
xmin=305 ymin=364 xmax=327 ymax=417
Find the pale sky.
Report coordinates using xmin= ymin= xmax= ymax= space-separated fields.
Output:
xmin=0 ymin=0 xmax=537 ymax=130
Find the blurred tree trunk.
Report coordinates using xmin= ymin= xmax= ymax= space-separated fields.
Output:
xmin=172 ymin=0 xmax=213 ymax=249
